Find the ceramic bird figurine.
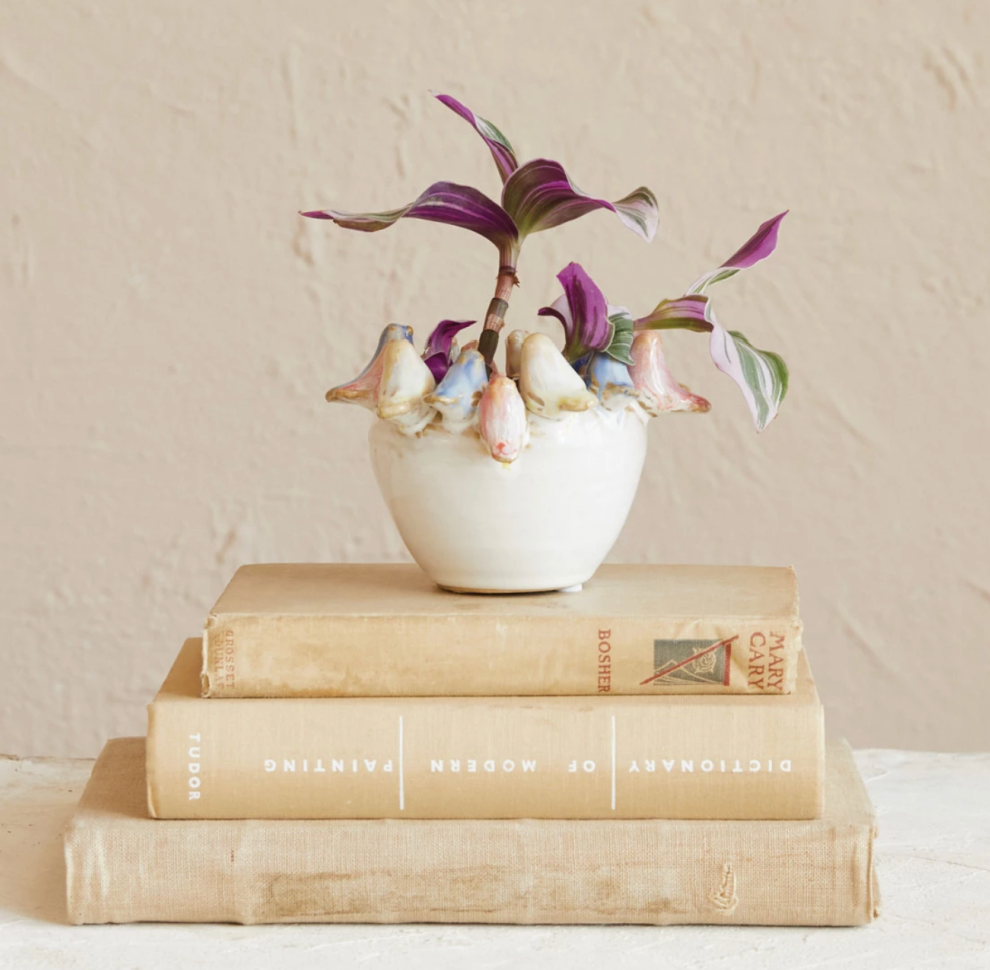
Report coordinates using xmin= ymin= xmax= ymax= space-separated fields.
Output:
xmin=479 ymin=375 xmax=530 ymax=463
xmin=423 ymin=348 xmax=489 ymax=433
xmin=376 ymin=337 xmax=437 ymax=434
xmin=628 ymin=331 xmax=711 ymax=414
xmin=505 ymin=329 xmax=530 ymax=380
xmin=325 ymin=324 xmax=412 ymax=410
xmin=584 ymin=351 xmax=641 ymax=411
xmin=518 ymin=333 xmax=598 ymax=418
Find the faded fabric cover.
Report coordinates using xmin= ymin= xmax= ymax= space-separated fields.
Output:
xmin=202 ymin=563 xmax=803 ymax=697
xmin=65 ymin=738 xmax=878 ymax=926
xmin=148 ymin=641 xmax=824 ymax=820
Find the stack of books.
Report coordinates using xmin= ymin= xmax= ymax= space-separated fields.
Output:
xmin=64 ymin=564 xmax=879 ymax=925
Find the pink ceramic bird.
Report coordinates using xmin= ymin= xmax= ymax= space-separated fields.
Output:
xmin=628 ymin=331 xmax=711 ymax=414
xmin=479 ymin=375 xmax=529 ymax=463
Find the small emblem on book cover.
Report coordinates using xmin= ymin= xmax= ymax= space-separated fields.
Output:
xmin=709 ymin=862 xmax=738 ymax=913
xmin=640 ymin=636 xmax=737 ymax=686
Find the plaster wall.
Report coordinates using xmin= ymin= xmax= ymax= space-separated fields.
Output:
xmin=1 ymin=0 xmax=987 ymax=756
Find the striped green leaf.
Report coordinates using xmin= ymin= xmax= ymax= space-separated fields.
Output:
xmin=432 ymin=93 xmax=519 ymax=184
xmin=605 ymin=306 xmax=636 ymax=366
xmin=706 ymin=302 xmax=788 ymax=433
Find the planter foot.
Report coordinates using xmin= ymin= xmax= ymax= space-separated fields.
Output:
xmin=436 ymin=581 xmax=585 ymax=595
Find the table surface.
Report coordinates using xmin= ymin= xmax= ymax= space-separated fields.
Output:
xmin=1 ymin=749 xmax=988 ymax=970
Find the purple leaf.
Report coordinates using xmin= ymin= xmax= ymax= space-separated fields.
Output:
xmin=302 ymin=181 xmax=519 ymax=252
xmin=422 ymin=319 xmax=476 ymax=382
xmin=502 ymin=159 xmax=658 ymax=242
xmin=432 ymin=92 xmax=518 ymax=184
xmin=688 ymin=211 xmax=788 ymax=294
xmin=424 ymin=318 xmax=476 ymax=360
xmin=423 ymin=354 xmax=447 ymax=383
xmin=538 ymin=262 xmax=613 ymax=362
xmin=721 ymin=210 xmax=788 ymax=269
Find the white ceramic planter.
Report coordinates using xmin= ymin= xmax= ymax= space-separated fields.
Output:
xmin=370 ymin=407 xmax=648 ymax=592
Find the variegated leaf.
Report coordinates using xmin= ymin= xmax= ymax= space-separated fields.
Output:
xmin=688 ymin=211 xmax=788 ymax=295
xmin=605 ymin=306 xmax=636 ymax=365
xmin=302 ymin=181 xmax=519 ymax=252
xmin=635 ymin=295 xmax=710 ymax=333
xmin=502 ymin=159 xmax=658 ymax=242
xmin=537 ymin=262 xmax=613 ymax=363
xmin=706 ymin=301 xmax=788 ymax=432
xmin=432 ymin=92 xmax=519 ymax=183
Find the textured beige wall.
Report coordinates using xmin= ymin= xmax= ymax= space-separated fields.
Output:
xmin=2 ymin=1 xmax=988 ymax=757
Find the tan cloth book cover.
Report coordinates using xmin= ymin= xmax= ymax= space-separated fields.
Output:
xmin=149 ymin=638 xmax=824 ymax=820
xmin=202 ymin=563 xmax=803 ymax=697
xmin=67 ymin=737 xmax=877 ymax=926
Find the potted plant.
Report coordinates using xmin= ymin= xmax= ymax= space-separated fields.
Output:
xmin=303 ymin=93 xmax=789 ymax=593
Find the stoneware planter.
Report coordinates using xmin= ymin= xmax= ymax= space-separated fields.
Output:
xmin=330 ymin=324 xmax=708 ymax=594
xmin=370 ymin=408 xmax=648 ymax=593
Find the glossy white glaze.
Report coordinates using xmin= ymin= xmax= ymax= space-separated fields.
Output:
xmin=369 ymin=407 xmax=648 ymax=592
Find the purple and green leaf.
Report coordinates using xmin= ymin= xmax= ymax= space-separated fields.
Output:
xmin=502 ymin=159 xmax=658 ymax=242
xmin=605 ymin=306 xmax=636 ymax=365
xmin=635 ymin=295 xmax=710 ymax=333
xmin=538 ymin=262 xmax=615 ymax=363
xmin=706 ymin=301 xmax=788 ymax=432
xmin=432 ymin=92 xmax=518 ymax=184
xmin=302 ymin=181 xmax=518 ymax=253
xmin=632 ymin=212 xmax=790 ymax=429
xmin=688 ymin=211 xmax=788 ymax=294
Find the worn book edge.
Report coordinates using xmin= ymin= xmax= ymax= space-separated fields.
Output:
xmin=201 ymin=563 xmax=804 ymax=697
xmin=151 ymin=638 xmax=824 ymax=820
xmin=67 ymin=737 xmax=877 ymax=926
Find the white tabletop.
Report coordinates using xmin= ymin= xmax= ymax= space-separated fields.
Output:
xmin=1 ymin=749 xmax=988 ymax=969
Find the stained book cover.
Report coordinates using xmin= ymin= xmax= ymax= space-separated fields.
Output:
xmin=149 ymin=639 xmax=824 ymax=820
xmin=68 ymin=738 xmax=878 ymax=926
xmin=201 ymin=563 xmax=803 ymax=697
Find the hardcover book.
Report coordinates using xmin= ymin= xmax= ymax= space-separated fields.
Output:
xmin=149 ymin=638 xmax=824 ymax=820
xmin=68 ymin=738 xmax=878 ymax=926
xmin=201 ymin=563 xmax=803 ymax=697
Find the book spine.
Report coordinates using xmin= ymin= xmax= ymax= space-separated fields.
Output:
xmin=146 ymin=693 xmax=823 ymax=820
xmin=202 ymin=612 xmax=802 ymax=697
xmin=67 ymin=803 xmax=873 ymax=927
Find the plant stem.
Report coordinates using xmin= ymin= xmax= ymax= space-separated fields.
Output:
xmin=478 ymin=263 xmax=518 ymax=369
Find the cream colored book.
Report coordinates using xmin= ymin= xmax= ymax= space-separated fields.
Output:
xmin=202 ymin=563 xmax=803 ymax=697
xmin=67 ymin=738 xmax=877 ymax=926
xmin=148 ymin=638 xmax=824 ymax=820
